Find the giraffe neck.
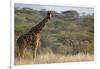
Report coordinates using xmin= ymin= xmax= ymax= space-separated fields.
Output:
xmin=30 ymin=13 xmax=51 ymax=34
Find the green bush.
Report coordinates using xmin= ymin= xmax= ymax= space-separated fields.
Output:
xmin=15 ymin=7 xmax=94 ymax=55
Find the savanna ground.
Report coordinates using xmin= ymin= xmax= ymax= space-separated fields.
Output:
xmin=15 ymin=52 xmax=93 ymax=65
xmin=15 ymin=3 xmax=94 ymax=65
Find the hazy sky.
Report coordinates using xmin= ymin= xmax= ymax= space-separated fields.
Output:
xmin=15 ymin=3 xmax=94 ymax=15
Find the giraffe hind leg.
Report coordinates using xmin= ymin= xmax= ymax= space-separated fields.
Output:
xmin=17 ymin=45 xmax=26 ymax=60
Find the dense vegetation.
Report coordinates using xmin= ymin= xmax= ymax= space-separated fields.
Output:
xmin=15 ymin=7 xmax=94 ymax=56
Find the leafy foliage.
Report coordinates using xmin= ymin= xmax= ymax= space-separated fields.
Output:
xmin=15 ymin=7 xmax=94 ymax=55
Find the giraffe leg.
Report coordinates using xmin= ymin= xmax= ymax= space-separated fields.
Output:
xmin=17 ymin=47 xmax=25 ymax=64
xmin=16 ymin=45 xmax=21 ymax=63
xmin=32 ymin=47 xmax=37 ymax=60
xmin=17 ymin=45 xmax=26 ymax=60
xmin=20 ymin=48 xmax=26 ymax=58
xmin=37 ymin=41 xmax=41 ymax=55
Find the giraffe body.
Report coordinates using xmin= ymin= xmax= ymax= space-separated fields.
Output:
xmin=16 ymin=11 xmax=51 ymax=60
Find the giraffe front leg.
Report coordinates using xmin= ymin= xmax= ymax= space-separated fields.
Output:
xmin=37 ymin=41 xmax=41 ymax=55
xmin=32 ymin=47 xmax=37 ymax=60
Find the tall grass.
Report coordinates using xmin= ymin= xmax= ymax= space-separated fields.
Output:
xmin=15 ymin=52 xmax=93 ymax=65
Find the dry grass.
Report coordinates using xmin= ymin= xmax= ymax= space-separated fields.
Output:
xmin=15 ymin=52 xmax=94 ymax=65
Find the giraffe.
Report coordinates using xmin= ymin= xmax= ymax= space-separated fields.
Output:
xmin=16 ymin=11 xmax=52 ymax=60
